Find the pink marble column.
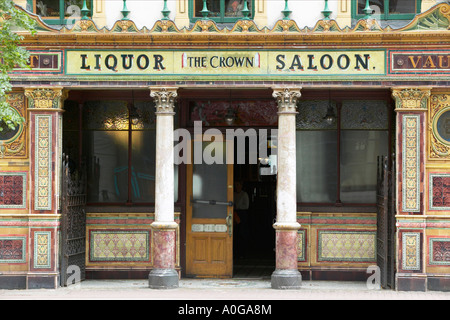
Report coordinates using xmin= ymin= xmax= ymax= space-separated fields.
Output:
xmin=271 ymin=87 xmax=302 ymax=289
xmin=148 ymin=87 xmax=179 ymax=289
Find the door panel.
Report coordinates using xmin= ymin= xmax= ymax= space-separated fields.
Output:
xmin=186 ymin=138 xmax=234 ymax=278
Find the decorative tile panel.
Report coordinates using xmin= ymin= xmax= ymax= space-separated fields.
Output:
xmin=33 ymin=231 xmax=51 ymax=269
xmin=429 ymin=238 xmax=450 ymax=266
xmin=34 ymin=114 xmax=52 ymax=211
xmin=317 ymin=230 xmax=376 ymax=262
xmin=0 ymin=173 xmax=27 ymax=209
xmin=0 ymin=236 xmax=26 ymax=263
xmin=297 ymin=229 xmax=306 ymax=262
xmin=402 ymin=114 xmax=421 ymax=213
xmin=402 ymin=232 xmax=421 ymax=271
xmin=89 ymin=230 xmax=150 ymax=262
xmin=429 ymin=173 xmax=450 ymax=210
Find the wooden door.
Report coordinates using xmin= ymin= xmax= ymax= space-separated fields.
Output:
xmin=186 ymin=138 xmax=234 ymax=278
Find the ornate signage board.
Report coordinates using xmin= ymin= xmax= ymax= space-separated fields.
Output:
xmin=65 ymin=49 xmax=387 ymax=77
xmin=389 ymin=50 xmax=450 ymax=75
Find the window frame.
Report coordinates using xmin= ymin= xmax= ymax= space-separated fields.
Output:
xmin=295 ymin=91 xmax=393 ymax=208
xmin=351 ymin=0 xmax=422 ymax=21
xmin=29 ymin=0 xmax=93 ymax=26
xmin=62 ymin=93 xmax=181 ymax=207
xmin=189 ymin=0 xmax=255 ymax=24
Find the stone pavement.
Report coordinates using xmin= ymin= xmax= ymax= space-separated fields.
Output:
xmin=0 ymin=279 xmax=449 ymax=300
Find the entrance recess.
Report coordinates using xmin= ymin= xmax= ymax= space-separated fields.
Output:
xmin=186 ymin=138 xmax=234 ymax=277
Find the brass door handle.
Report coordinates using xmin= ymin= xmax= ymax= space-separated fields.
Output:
xmin=226 ymin=214 xmax=232 ymax=237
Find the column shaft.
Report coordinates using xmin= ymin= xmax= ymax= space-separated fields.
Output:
xmin=148 ymin=87 xmax=179 ymax=289
xmin=271 ymin=87 xmax=302 ymax=289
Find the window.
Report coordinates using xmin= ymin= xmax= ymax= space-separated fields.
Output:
xmin=296 ymin=99 xmax=390 ymax=205
xmin=190 ymin=0 xmax=254 ymax=23
xmin=28 ymin=0 xmax=93 ymax=25
xmin=352 ymin=0 xmax=421 ymax=20
xmin=63 ymin=99 xmax=179 ymax=205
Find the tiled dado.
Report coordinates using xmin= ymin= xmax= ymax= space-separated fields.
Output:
xmin=297 ymin=213 xmax=377 ymax=270
xmin=86 ymin=213 xmax=180 ymax=272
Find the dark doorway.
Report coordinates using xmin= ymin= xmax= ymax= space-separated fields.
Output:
xmin=232 ymin=132 xmax=276 ymax=279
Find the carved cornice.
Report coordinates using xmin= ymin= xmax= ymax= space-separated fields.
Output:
xmin=392 ymin=88 xmax=432 ymax=112
xmin=273 ymin=88 xmax=302 ymax=114
xmin=150 ymin=87 xmax=178 ymax=114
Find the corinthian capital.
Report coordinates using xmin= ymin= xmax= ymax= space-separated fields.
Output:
xmin=391 ymin=87 xmax=431 ymax=112
xmin=24 ymin=87 xmax=68 ymax=110
xmin=150 ymin=87 xmax=178 ymax=114
xmin=272 ymin=88 xmax=302 ymax=113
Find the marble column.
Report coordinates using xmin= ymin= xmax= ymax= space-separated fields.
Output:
xmin=271 ymin=87 xmax=302 ymax=289
xmin=148 ymin=87 xmax=179 ymax=289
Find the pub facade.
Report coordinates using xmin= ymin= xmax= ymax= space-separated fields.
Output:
xmin=0 ymin=0 xmax=449 ymax=291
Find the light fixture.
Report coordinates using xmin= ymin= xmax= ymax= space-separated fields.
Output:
xmin=258 ymin=157 xmax=270 ymax=165
xmin=323 ymin=90 xmax=336 ymax=125
xmin=224 ymin=107 xmax=236 ymax=126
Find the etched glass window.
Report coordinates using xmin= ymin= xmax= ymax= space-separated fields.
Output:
xmin=296 ymin=99 xmax=390 ymax=205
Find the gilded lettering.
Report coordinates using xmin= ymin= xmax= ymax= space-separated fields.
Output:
xmin=438 ymin=56 xmax=450 ymax=69
xmin=408 ymin=55 xmax=422 ymax=68
xmin=424 ymin=56 xmax=437 ymax=68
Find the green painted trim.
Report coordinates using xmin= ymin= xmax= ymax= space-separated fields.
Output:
xmin=40 ymin=0 xmax=94 ymax=25
xmin=351 ymin=0 xmax=421 ymax=21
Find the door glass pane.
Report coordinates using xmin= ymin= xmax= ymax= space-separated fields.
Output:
xmin=192 ymin=141 xmax=228 ymax=219
xmin=36 ymin=0 xmax=60 ymax=17
xmin=358 ymin=0 xmax=385 ymax=15
xmin=296 ymin=131 xmax=338 ymax=203
xmin=340 ymin=131 xmax=389 ymax=203
xmin=389 ymin=0 xmax=416 ymax=14
xmin=85 ymin=131 xmax=129 ymax=203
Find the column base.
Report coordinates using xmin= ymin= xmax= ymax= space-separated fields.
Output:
xmin=148 ymin=269 xmax=179 ymax=289
xmin=271 ymin=269 xmax=302 ymax=290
